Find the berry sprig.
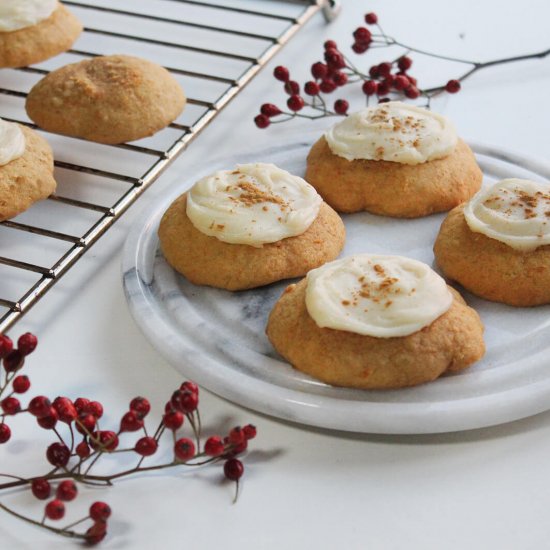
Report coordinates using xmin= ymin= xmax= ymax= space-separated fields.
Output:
xmin=254 ymin=10 xmax=550 ymax=128
xmin=0 ymin=333 xmax=257 ymax=544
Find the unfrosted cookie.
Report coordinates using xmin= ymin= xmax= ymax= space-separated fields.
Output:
xmin=0 ymin=1 xmax=82 ymax=69
xmin=434 ymin=179 xmax=550 ymax=306
xmin=266 ymin=254 xmax=485 ymax=389
xmin=158 ymin=164 xmax=346 ymax=291
xmin=26 ymin=55 xmax=186 ymax=144
xmin=305 ymin=102 xmax=482 ymax=217
xmin=0 ymin=120 xmax=56 ymax=221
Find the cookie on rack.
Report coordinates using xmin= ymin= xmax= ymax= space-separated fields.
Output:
xmin=305 ymin=101 xmax=482 ymax=218
xmin=434 ymin=178 xmax=550 ymax=306
xmin=25 ymin=55 xmax=186 ymax=144
xmin=266 ymin=254 xmax=485 ymax=389
xmin=0 ymin=1 xmax=82 ymax=69
xmin=0 ymin=118 xmax=56 ymax=221
xmin=158 ymin=163 xmax=346 ymax=291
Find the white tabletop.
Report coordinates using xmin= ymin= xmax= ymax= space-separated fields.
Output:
xmin=2 ymin=1 xmax=550 ymax=548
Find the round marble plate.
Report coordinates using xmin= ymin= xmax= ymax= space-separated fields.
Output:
xmin=122 ymin=137 xmax=550 ymax=434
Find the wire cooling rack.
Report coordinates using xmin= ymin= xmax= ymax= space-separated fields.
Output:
xmin=0 ymin=0 xmax=339 ymax=333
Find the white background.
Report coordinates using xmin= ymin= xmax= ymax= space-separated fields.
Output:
xmin=1 ymin=0 xmax=550 ymax=548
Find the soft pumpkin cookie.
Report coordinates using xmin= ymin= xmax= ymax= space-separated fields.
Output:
xmin=305 ymin=102 xmax=482 ymax=217
xmin=266 ymin=254 xmax=485 ymax=389
xmin=434 ymin=179 xmax=550 ymax=306
xmin=26 ymin=55 xmax=186 ymax=144
xmin=0 ymin=119 xmax=56 ymax=221
xmin=158 ymin=163 xmax=346 ymax=291
xmin=0 ymin=1 xmax=82 ymax=69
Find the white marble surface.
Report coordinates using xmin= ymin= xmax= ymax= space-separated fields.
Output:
xmin=2 ymin=1 xmax=550 ymax=548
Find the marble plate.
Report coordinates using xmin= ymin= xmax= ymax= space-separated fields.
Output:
xmin=122 ymin=137 xmax=550 ymax=434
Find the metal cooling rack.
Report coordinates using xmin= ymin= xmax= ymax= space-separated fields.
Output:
xmin=0 ymin=0 xmax=339 ymax=332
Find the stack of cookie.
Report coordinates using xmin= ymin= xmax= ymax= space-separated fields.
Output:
xmin=158 ymin=100 xmax=550 ymax=390
xmin=0 ymin=0 xmax=186 ymax=220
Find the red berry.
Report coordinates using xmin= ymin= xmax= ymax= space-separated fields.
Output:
xmin=273 ymin=65 xmax=289 ymax=82
xmin=45 ymin=499 xmax=65 ymax=520
xmin=311 ymin=62 xmax=328 ymax=80
xmin=243 ymin=424 xmax=257 ymax=440
xmin=17 ymin=333 xmax=37 ymax=355
xmin=405 ymin=85 xmax=420 ymax=99
xmin=287 ymin=95 xmax=304 ymax=112
xmin=180 ymin=381 xmax=199 ymax=395
xmin=89 ymin=501 xmax=111 ymax=522
xmin=171 ymin=389 xmax=199 ymax=413
xmin=53 ymin=397 xmax=77 ymax=423
xmin=352 ymin=42 xmax=370 ymax=54
xmin=260 ymin=103 xmax=281 ymax=117
xmin=3 ymin=350 xmax=24 ymax=372
xmin=377 ymin=62 xmax=392 ymax=78
xmin=332 ymin=72 xmax=348 ymax=87
xmin=164 ymin=401 xmax=175 ymax=413
xmin=31 ymin=478 xmax=51 ymax=500
xmin=323 ymin=40 xmax=338 ymax=50
xmin=76 ymin=413 xmax=96 ymax=435
xmin=86 ymin=521 xmax=107 ymax=544
xmin=377 ymin=81 xmax=390 ymax=96
xmin=365 ymin=12 xmax=378 ymax=25
xmin=334 ymin=99 xmax=349 ymax=114
xmin=393 ymin=75 xmax=410 ymax=91
xmin=0 ymin=335 xmax=13 ymax=358
xmin=28 ymin=396 xmax=51 ymax=418
xmin=12 ymin=375 xmax=30 ymax=394
xmin=319 ymin=79 xmax=337 ymax=93
xmin=90 ymin=431 xmax=118 ymax=452
xmin=407 ymin=75 xmax=418 ymax=86
xmin=398 ymin=56 xmax=413 ymax=71
xmin=120 ymin=411 xmax=144 ymax=433
xmin=174 ymin=438 xmax=195 ymax=461
xmin=368 ymin=65 xmax=380 ymax=78
xmin=362 ymin=80 xmax=378 ymax=96
xmin=163 ymin=410 xmax=184 ymax=431
xmin=304 ymin=81 xmax=320 ymax=96
xmin=37 ymin=407 xmax=58 ymax=430
xmin=74 ymin=397 xmax=90 ymax=414
xmin=56 ymin=480 xmax=78 ymax=502
xmin=0 ymin=423 xmax=10 ymax=443
xmin=284 ymin=80 xmax=300 ymax=95
xmin=224 ymin=458 xmax=244 ymax=481
xmin=85 ymin=401 xmax=103 ymax=419
xmin=353 ymin=27 xmax=371 ymax=42
xmin=254 ymin=114 xmax=270 ymax=129
xmin=445 ymin=79 xmax=461 ymax=93
xmin=228 ymin=426 xmax=245 ymax=446
xmin=204 ymin=436 xmax=225 ymax=457
xmin=76 ymin=441 xmax=91 ymax=459
xmin=46 ymin=443 xmax=70 ymax=467
xmin=325 ymin=51 xmax=345 ymax=70
xmin=135 ymin=436 xmax=158 ymax=456
xmin=1 ymin=396 xmax=20 ymax=415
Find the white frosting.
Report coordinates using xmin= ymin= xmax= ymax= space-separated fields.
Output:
xmin=186 ymin=163 xmax=322 ymax=247
xmin=464 ymin=178 xmax=550 ymax=251
xmin=0 ymin=119 xmax=25 ymax=166
xmin=325 ymin=101 xmax=458 ymax=165
xmin=305 ymin=254 xmax=453 ymax=338
xmin=0 ymin=0 xmax=57 ymax=32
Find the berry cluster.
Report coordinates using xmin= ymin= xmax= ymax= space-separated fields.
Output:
xmin=0 ymin=333 xmax=257 ymax=544
xmin=254 ymin=9 xmax=546 ymax=128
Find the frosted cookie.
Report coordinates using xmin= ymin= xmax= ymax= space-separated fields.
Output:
xmin=158 ymin=163 xmax=346 ymax=291
xmin=0 ymin=119 xmax=56 ymax=221
xmin=305 ymin=102 xmax=482 ymax=217
xmin=26 ymin=55 xmax=186 ymax=144
xmin=0 ymin=1 xmax=82 ymax=69
xmin=434 ymin=178 xmax=550 ymax=306
xmin=266 ymin=254 xmax=484 ymax=389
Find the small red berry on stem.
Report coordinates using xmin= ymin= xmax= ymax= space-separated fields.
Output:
xmin=304 ymin=81 xmax=320 ymax=96
xmin=228 ymin=426 xmax=245 ymax=446
xmin=120 ymin=410 xmax=144 ymax=433
xmin=28 ymin=396 xmax=51 ymax=418
xmin=287 ymin=95 xmax=305 ymax=112
xmin=31 ymin=478 xmax=51 ymax=500
xmin=224 ymin=458 xmax=244 ymax=481
xmin=135 ymin=436 xmax=158 ymax=457
xmin=332 ymin=72 xmax=348 ymax=87
xmin=163 ymin=410 xmax=184 ymax=431
xmin=273 ymin=65 xmax=290 ymax=82
xmin=445 ymin=79 xmax=461 ymax=93
xmin=90 ymin=431 xmax=119 ymax=452
xmin=204 ymin=436 xmax=225 ymax=457
xmin=37 ymin=407 xmax=58 ymax=430
xmin=85 ymin=401 xmax=103 ymax=419
xmin=320 ymin=79 xmax=337 ymax=94
xmin=324 ymin=40 xmax=338 ymax=50
xmin=76 ymin=440 xmax=91 ymax=458
xmin=76 ymin=413 xmax=97 ymax=435
xmin=405 ymin=85 xmax=421 ymax=99
xmin=129 ymin=396 xmax=151 ymax=419
xmin=353 ymin=27 xmax=371 ymax=43
xmin=254 ymin=114 xmax=270 ymax=129
xmin=174 ymin=438 xmax=196 ymax=461
xmin=334 ymin=99 xmax=349 ymax=115
xmin=365 ymin=12 xmax=378 ymax=25
xmin=0 ymin=335 xmax=13 ymax=358
xmin=352 ymin=42 xmax=370 ymax=54
xmin=74 ymin=397 xmax=90 ymax=414
xmin=171 ymin=389 xmax=199 ymax=413
xmin=1 ymin=397 xmax=21 ymax=415
xmin=284 ymin=80 xmax=300 ymax=95
xmin=362 ymin=80 xmax=378 ymax=96
xmin=311 ymin=62 xmax=328 ymax=80
xmin=377 ymin=62 xmax=392 ymax=78
xmin=86 ymin=522 xmax=108 ymax=545
xmin=56 ymin=480 xmax=78 ymax=502
xmin=260 ymin=103 xmax=282 ymax=117
xmin=46 ymin=443 xmax=71 ymax=467
xmin=0 ymin=423 xmax=11 ymax=443
xmin=89 ymin=501 xmax=111 ymax=522
xmin=180 ymin=381 xmax=199 ymax=395
xmin=243 ymin=424 xmax=257 ymax=440
xmin=45 ymin=499 xmax=65 ymax=521
xmin=398 ymin=56 xmax=413 ymax=71
xmin=17 ymin=333 xmax=37 ymax=356
xmin=3 ymin=350 xmax=24 ymax=372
